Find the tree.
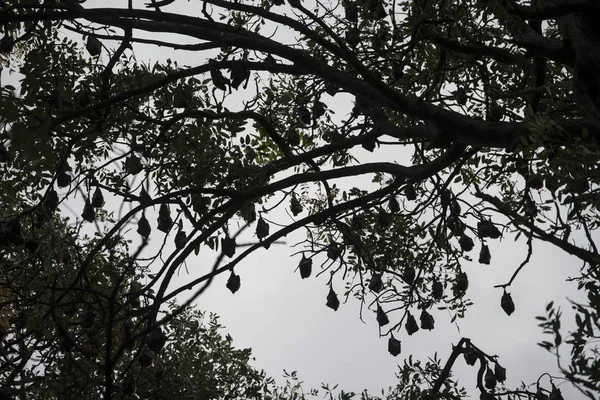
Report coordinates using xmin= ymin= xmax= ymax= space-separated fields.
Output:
xmin=0 ymin=0 xmax=599 ymax=399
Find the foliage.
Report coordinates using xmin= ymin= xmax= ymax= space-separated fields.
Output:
xmin=0 ymin=0 xmax=599 ymax=399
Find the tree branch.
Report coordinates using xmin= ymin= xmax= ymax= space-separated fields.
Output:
xmin=475 ymin=190 xmax=600 ymax=266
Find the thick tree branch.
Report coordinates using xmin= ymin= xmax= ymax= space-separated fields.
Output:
xmin=423 ymin=29 xmax=529 ymax=68
xmin=475 ymin=190 xmax=600 ymax=266
xmin=4 ymin=7 xmax=545 ymax=150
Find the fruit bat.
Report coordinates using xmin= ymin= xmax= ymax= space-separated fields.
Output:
xmin=256 ymin=216 xmax=270 ymax=240
xmin=376 ymin=304 xmax=389 ymax=326
xmin=463 ymin=347 xmax=477 ymax=366
xmin=388 ymin=334 xmax=401 ymax=356
xmin=405 ymin=312 xmax=419 ymax=335
xmin=361 ymin=136 xmax=376 ymax=152
xmin=0 ymin=34 xmax=14 ymax=53
xmin=221 ymin=236 xmax=236 ymax=258
xmin=287 ymin=130 xmax=300 ymax=147
xmin=488 ymin=101 xmax=504 ymax=121
xmin=137 ymin=213 xmax=151 ymax=238
xmin=139 ymin=187 xmax=152 ymax=206
xmin=324 ymin=82 xmax=338 ymax=96
xmin=226 ymin=270 xmax=241 ymax=294
xmin=86 ymin=36 xmax=102 ymax=56
xmin=447 ymin=215 xmax=465 ymax=236
xmin=81 ymin=201 xmax=95 ymax=222
xmin=494 ymin=363 xmax=506 ymax=382
xmin=484 ymin=367 xmax=497 ymax=389
xmin=440 ymin=189 xmax=451 ymax=208
xmin=459 ymin=234 xmax=474 ymax=252
xmin=297 ymin=106 xmax=311 ymax=125
xmin=431 ymin=280 xmax=443 ymax=299
xmin=312 ymin=101 xmax=326 ymax=119
xmin=501 ymin=292 xmax=515 ymax=315
xmin=298 ymin=255 xmax=312 ymax=279
xmin=290 ymin=193 xmax=303 ymax=216
xmin=449 ymin=199 xmax=461 ymax=216
xmin=528 ymin=174 xmax=544 ymax=190
xmin=404 ymin=184 xmax=416 ymax=201
xmin=402 ymin=266 xmax=415 ymax=284
xmin=455 ymin=272 xmax=469 ymax=292
xmin=420 ymin=310 xmax=435 ymax=330
xmin=124 ymin=155 xmax=143 ymax=175
xmin=44 ymin=190 xmax=60 ymax=212
xmin=57 ymin=171 xmax=71 ymax=188
xmin=326 ymin=287 xmax=340 ymax=311
xmin=388 ymin=196 xmax=400 ymax=213
xmin=327 ymin=243 xmax=341 ymax=260
xmin=372 ymin=2 xmax=386 ymax=19
xmin=454 ymin=88 xmax=467 ymax=105
xmin=157 ymin=204 xmax=173 ymax=233
xmin=477 ymin=220 xmax=501 ymax=239
xmin=91 ymin=188 xmax=104 ymax=208
xmin=175 ymin=228 xmax=187 ymax=250
xmin=479 ymin=244 xmax=491 ymax=264
xmin=210 ymin=66 xmax=230 ymax=91
xmin=378 ymin=208 xmax=392 ymax=227
xmin=368 ymin=273 xmax=383 ymax=293
xmin=524 ymin=196 xmax=537 ymax=218
xmin=230 ymin=62 xmax=250 ymax=89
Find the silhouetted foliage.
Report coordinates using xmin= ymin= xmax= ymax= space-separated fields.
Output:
xmin=1 ymin=0 xmax=599 ymax=398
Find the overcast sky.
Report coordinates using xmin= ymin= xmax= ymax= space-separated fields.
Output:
xmin=3 ymin=1 xmax=594 ymax=399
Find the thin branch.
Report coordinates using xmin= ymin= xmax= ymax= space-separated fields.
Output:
xmin=494 ymin=234 xmax=533 ymax=289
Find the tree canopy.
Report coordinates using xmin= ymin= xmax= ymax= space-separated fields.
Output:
xmin=0 ymin=0 xmax=599 ymax=399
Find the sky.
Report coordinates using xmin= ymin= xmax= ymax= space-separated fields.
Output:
xmin=2 ymin=1 xmax=595 ymax=399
